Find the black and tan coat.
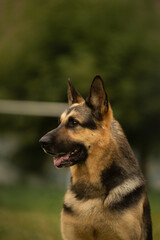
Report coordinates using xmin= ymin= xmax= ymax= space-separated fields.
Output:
xmin=40 ymin=76 xmax=152 ymax=240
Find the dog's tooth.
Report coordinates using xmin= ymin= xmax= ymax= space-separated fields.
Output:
xmin=70 ymin=149 xmax=78 ymax=155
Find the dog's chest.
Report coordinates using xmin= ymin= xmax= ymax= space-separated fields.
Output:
xmin=62 ymin=188 xmax=105 ymax=220
xmin=61 ymin=190 xmax=120 ymax=240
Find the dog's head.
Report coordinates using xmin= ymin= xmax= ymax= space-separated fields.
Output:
xmin=39 ymin=76 xmax=113 ymax=168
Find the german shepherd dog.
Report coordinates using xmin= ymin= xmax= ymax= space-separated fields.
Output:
xmin=39 ymin=76 xmax=152 ymax=240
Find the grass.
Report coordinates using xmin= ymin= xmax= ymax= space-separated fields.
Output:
xmin=0 ymin=185 xmax=159 ymax=240
xmin=148 ymin=191 xmax=160 ymax=240
xmin=0 ymin=185 xmax=65 ymax=240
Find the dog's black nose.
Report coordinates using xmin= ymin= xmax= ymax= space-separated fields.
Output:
xmin=39 ymin=136 xmax=52 ymax=150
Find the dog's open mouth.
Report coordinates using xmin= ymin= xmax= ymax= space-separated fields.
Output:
xmin=53 ymin=146 xmax=87 ymax=168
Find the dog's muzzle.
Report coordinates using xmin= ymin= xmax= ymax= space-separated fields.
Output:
xmin=39 ymin=135 xmax=88 ymax=168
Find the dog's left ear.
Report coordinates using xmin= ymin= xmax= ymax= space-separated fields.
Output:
xmin=68 ymin=79 xmax=84 ymax=106
xmin=86 ymin=75 xmax=108 ymax=120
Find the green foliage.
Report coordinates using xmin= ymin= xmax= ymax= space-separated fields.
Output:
xmin=0 ymin=0 xmax=159 ymax=173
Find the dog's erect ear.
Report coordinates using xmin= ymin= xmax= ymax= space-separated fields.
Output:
xmin=68 ymin=79 xmax=84 ymax=106
xmin=86 ymin=75 xmax=108 ymax=120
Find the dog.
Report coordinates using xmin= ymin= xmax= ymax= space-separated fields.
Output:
xmin=39 ymin=76 xmax=152 ymax=240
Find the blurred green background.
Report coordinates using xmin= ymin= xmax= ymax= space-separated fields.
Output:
xmin=0 ymin=0 xmax=160 ymax=239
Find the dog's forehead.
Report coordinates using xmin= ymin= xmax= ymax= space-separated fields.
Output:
xmin=60 ymin=103 xmax=91 ymax=121
xmin=60 ymin=109 xmax=68 ymax=121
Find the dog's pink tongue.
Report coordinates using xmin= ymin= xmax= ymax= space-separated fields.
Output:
xmin=53 ymin=153 xmax=70 ymax=167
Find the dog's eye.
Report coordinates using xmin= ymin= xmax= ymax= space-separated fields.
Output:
xmin=67 ymin=117 xmax=80 ymax=128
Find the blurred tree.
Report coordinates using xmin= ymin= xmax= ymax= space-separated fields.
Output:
xmin=0 ymin=0 xmax=159 ymax=177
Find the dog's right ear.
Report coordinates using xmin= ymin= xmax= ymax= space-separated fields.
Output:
xmin=86 ymin=75 xmax=108 ymax=120
xmin=68 ymin=79 xmax=84 ymax=106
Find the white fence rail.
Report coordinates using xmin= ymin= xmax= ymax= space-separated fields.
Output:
xmin=0 ymin=100 xmax=68 ymax=117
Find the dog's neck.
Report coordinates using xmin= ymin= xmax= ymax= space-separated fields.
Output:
xmin=70 ymin=140 xmax=115 ymax=186
xmin=70 ymin=120 xmax=138 ymax=187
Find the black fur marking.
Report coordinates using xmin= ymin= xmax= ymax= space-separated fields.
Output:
xmin=66 ymin=105 xmax=97 ymax=130
xmin=118 ymin=135 xmax=137 ymax=163
xmin=66 ymin=104 xmax=85 ymax=116
xmin=85 ymin=100 xmax=103 ymax=121
xmin=101 ymin=162 xmax=128 ymax=196
xmin=111 ymin=120 xmax=137 ymax=165
xmin=66 ymin=116 xmax=97 ymax=130
xmin=63 ymin=203 xmax=74 ymax=214
xmin=109 ymin=185 xmax=145 ymax=211
xmin=80 ymin=116 xmax=97 ymax=130
xmin=93 ymin=228 xmax=98 ymax=239
xmin=143 ymin=197 xmax=153 ymax=240
xmin=71 ymin=182 xmax=104 ymax=200
xmin=67 ymin=106 xmax=76 ymax=115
